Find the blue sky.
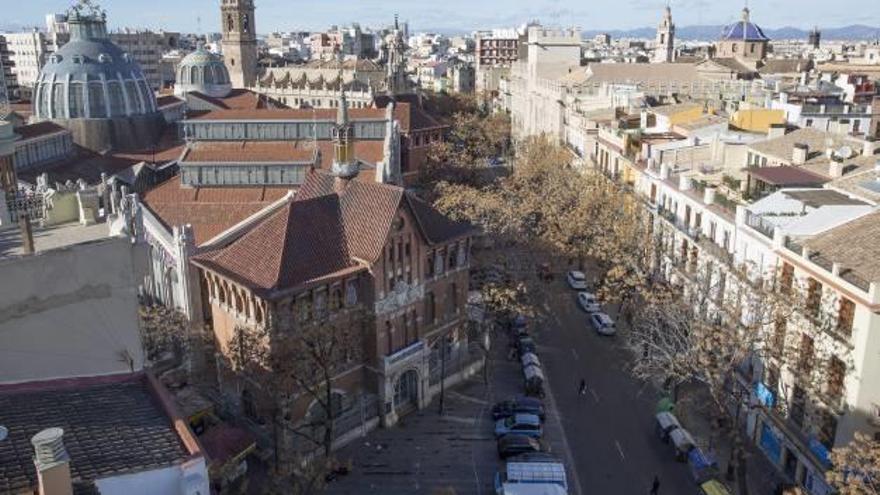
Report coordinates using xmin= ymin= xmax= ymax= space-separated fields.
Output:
xmin=7 ymin=0 xmax=880 ymax=33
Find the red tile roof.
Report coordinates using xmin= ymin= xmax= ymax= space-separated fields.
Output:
xmin=188 ymin=88 xmax=271 ymax=111
xmin=194 ymin=170 xmax=473 ymax=298
xmin=182 ymin=141 xmax=318 ymax=163
xmin=187 ymin=107 xmax=388 ymax=121
xmin=142 ymin=176 xmax=291 ymax=245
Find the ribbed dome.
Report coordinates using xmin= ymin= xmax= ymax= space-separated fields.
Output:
xmin=721 ymin=8 xmax=769 ymax=42
xmin=174 ymin=45 xmax=232 ymax=98
xmin=32 ymin=4 xmax=157 ymax=120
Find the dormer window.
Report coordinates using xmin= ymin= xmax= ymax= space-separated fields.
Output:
xmin=98 ymin=53 xmax=112 ymax=63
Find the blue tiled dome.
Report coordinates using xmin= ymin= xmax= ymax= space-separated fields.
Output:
xmin=721 ymin=8 xmax=769 ymax=42
xmin=32 ymin=4 xmax=157 ymax=120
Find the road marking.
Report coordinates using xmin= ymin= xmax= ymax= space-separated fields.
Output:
xmin=589 ymin=388 xmax=599 ymax=403
xmin=440 ymin=415 xmax=476 ymax=425
xmin=449 ymin=391 xmax=489 ymax=405
xmin=615 ymin=440 xmax=626 ymax=461
xmin=571 ymin=348 xmax=579 ymax=360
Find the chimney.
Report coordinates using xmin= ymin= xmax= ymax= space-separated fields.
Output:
xmin=767 ymin=123 xmax=787 ymax=139
xmin=660 ymin=162 xmax=671 ymax=180
xmin=31 ymin=428 xmax=73 ymax=495
xmin=679 ymin=175 xmax=692 ymax=191
xmin=863 ymin=136 xmax=878 ymax=157
xmin=704 ymin=186 xmax=717 ymax=205
xmin=828 ymin=156 xmax=844 ymax=178
xmin=793 ymin=143 xmax=809 ymax=165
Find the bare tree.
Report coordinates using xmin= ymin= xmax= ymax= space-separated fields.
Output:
xmin=138 ymin=303 xmax=190 ymax=363
xmin=223 ymin=310 xmax=364 ymax=482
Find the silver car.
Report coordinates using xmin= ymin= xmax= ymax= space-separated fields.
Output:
xmin=589 ymin=312 xmax=616 ymax=336
xmin=577 ymin=291 xmax=600 ymax=312
xmin=566 ymin=270 xmax=588 ymax=290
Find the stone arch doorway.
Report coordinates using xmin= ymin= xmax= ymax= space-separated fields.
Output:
xmin=393 ymin=369 xmax=419 ymax=416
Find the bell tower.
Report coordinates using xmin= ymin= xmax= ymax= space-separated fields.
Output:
xmin=220 ymin=0 xmax=258 ymax=88
xmin=653 ymin=5 xmax=675 ymax=63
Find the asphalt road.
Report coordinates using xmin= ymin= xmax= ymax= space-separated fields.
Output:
xmin=534 ymin=274 xmax=700 ymax=495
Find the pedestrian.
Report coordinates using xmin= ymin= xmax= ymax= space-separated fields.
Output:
xmin=650 ymin=475 xmax=660 ymax=495
xmin=578 ymin=378 xmax=587 ymax=395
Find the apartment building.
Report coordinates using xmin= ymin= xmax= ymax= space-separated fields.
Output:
xmin=475 ymin=28 xmax=524 ymax=94
xmin=110 ymin=29 xmax=178 ymax=91
xmin=3 ymin=30 xmax=48 ymax=99
xmin=585 ymin=103 xmax=880 ymax=495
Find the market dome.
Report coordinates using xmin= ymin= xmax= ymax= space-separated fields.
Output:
xmin=32 ymin=1 xmax=157 ymax=120
xmin=174 ymin=45 xmax=232 ymax=98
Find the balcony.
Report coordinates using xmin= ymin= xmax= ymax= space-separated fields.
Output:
xmin=745 ymin=211 xmax=775 ymax=239
xmin=657 ymin=208 xmax=702 ymax=242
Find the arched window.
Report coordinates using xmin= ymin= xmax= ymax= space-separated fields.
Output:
xmin=226 ymin=14 xmax=234 ymax=32
xmin=190 ymin=65 xmax=200 ymax=85
xmin=106 ymin=81 xmax=126 ymax=116
xmin=243 ymin=14 xmax=250 ymax=33
xmin=68 ymin=82 xmax=84 ymax=118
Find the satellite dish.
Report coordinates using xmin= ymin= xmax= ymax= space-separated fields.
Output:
xmin=0 ymin=425 xmax=8 ymax=442
xmin=837 ymin=145 xmax=853 ymax=159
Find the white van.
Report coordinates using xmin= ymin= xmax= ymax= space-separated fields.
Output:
xmin=494 ymin=462 xmax=568 ymax=495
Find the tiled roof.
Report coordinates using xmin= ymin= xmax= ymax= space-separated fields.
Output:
xmin=585 ymin=63 xmax=703 ymax=84
xmin=142 ymin=176 xmax=291 ymax=245
xmin=183 ymin=141 xmax=318 ymax=163
xmin=156 ymin=95 xmax=184 ymax=108
xmin=187 ymin=107 xmax=387 ymax=121
xmin=188 ymin=88 xmax=269 ymax=110
xmin=721 ymin=20 xmax=769 ymax=41
xmin=195 ymin=194 xmax=359 ymax=294
xmin=759 ymin=58 xmax=812 ymax=74
xmin=13 ymin=121 xmax=68 ymax=140
xmin=0 ymin=374 xmax=189 ymax=493
xmin=194 ymin=170 xmax=473 ymax=297
xmin=802 ymin=210 xmax=880 ymax=283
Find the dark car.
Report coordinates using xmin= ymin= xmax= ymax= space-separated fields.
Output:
xmin=509 ymin=452 xmax=559 ymax=463
xmin=492 ymin=397 xmax=546 ymax=421
xmin=497 ymin=434 xmax=546 ymax=459
xmin=517 ymin=336 xmax=536 ymax=356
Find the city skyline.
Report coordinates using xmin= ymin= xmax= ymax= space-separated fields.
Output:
xmin=3 ymin=0 xmax=880 ymax=34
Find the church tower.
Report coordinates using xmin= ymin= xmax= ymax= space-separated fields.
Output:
xmin=653 ymin=5 xmax=675 ymax=63
xmin=383 ymin=15 xmax=409 ymax=95
xmin=330 ymin=90 xmax=359 ymax=180
xmin=220 ymin=0 xmax=258 ymax=88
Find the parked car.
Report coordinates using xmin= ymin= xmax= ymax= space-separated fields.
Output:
xmin=511 ymin=314 xmax=528 ymax=337
xmin=509 ymin=452 xmax=559 ymax=463
xmin=576 ymin=292 xmax=600 ymax=312
xmin=495 ymin=460 xmax=569 ymax=494
xmin=588 ymin=312 xmax=616 ymax=336
xmin=523 ymin=366 xmax=545 ymax=398
xmin=492 ymin=397 xmax=546 ymax=421
xmin=497 ymin=434 xmax=546 ymax=459
xmin=517 ymin=336 xmax=536 ymax=356
xmin=495 ymin=413 xmax=543 ymax=439
xmin=566 ymin=270 xmax=588 ymax=290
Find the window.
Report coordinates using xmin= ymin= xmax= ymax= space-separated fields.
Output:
xmin=779 ymin=263 xmax=794 ymax=295
xmin=806 ymin=278 xmax=822 ymax=318
xmin=790 ymin=385 xmax=806 ymax=427
xmin=772 ymin=314 xmax=787 ymax=357
xmin=345 ymin=279 xmax=358 ymax=306
xmin=330 ymin=284 xmax=342 ymax=310
xmin=826 ymin=357 xmax=845 ymax=404
xmin=836 ymin=297 xmax=855 ymax=337
xmin=226 ymin=13 xmax=234 ymax=31
xmin=314 ymin=289 xmax=328 ymax=319
xmin=798 ymin=334 xmax=814 ymax=373
xmin=425 ymin=292 xmax=436 ymax=325
xmin=68 ymin=82 xmax=84 ymax=118
xmin=448 ymin=283 xmax=458 ymax=315
xmin=818 ymin=412 xmax=838 ymax=449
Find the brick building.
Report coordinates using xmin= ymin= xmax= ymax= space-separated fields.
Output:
xmin=189 ymin=107 xmax=475 ymax=459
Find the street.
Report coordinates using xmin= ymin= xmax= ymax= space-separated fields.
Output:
xmin=534 ymin=272 xmax=697 ymax=495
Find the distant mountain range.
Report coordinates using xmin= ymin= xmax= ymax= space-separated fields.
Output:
xmin=582 ymin=24 xmax=880 ymax=41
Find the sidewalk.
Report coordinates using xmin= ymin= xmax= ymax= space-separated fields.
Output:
xmin=322 ymin=326 xmax=575 ymax=495
xmin=675 ymin=384 xmax=787 ymax=494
